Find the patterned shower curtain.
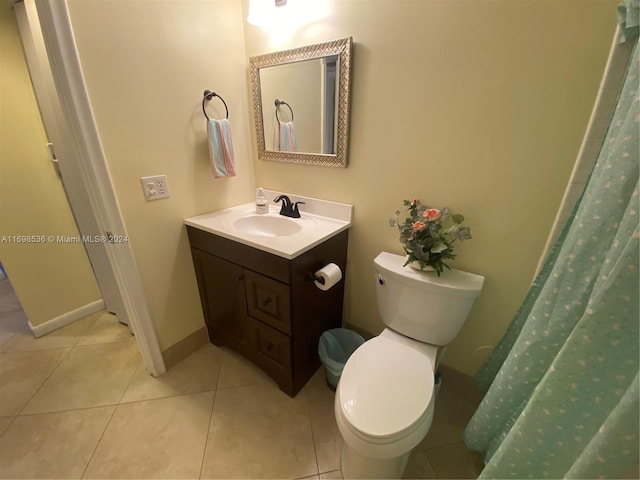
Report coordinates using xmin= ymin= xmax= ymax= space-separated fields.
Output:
xmin=464 ymin=4 xmax=639 ymax=479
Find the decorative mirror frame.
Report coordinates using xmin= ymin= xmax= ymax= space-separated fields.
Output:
xmin=249 ymin=37 xmax=352 ymax=168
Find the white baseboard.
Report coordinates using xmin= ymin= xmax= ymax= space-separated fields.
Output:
xmin=29 ymin=300 xmax=105 ymax=338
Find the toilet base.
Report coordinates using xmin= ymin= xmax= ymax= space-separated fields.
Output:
xmin=341 ymin=442 xmax=410 ymax=479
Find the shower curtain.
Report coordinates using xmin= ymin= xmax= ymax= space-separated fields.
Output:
xmin=464 ymin=4 xmax=639 ymax=478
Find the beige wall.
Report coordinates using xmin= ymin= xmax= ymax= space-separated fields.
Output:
xmin=66 ymin=0 xmax=255 ymax=350
xmin=0 ymin=3 xmax=101 ymax=326
xmin=243 ymin=1 xmax=617 ymax=374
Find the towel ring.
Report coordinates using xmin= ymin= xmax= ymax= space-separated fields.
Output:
xmin=202 ymin=90 xmax=229 ymax=120
xmin=274 ymin=99 xmax=294 ymax=123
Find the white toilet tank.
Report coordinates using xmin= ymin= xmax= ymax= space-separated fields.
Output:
xmin=374 ymin=252 xmax=484 ymax=345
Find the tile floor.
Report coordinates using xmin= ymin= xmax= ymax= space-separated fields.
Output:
xmin=0 ymin=277 xmax=484 ymax=479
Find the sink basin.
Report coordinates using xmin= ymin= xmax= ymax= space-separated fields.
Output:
xmin=233 ymin=215 xmax=302 ymax=237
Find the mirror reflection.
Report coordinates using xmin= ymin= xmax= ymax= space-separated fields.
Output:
xmin=249 ymin=37 xmax=352 ymax=168
xmin=260 ymin=56 xmax=338 ymax=154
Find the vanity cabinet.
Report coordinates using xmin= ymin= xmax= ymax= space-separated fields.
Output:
xmin=187 ymin=226 xmax=349 ymax=397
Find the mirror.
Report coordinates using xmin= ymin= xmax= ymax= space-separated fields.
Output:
xmin=249 ymin=37 xmax=352 ymax=167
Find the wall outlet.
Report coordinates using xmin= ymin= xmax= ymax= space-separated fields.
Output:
xmin=140 ymin=175 xmax=170 ymax=201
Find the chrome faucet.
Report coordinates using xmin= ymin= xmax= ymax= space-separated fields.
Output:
xmin=274 ymin=195 xmax=305 ymax=218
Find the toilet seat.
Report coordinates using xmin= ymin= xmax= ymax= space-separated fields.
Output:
xmin=337 ymin=336 xmax=435 ymax=441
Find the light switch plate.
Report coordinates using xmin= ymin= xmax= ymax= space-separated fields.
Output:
xmin=140 ymin=175 xmax=170 ymax=201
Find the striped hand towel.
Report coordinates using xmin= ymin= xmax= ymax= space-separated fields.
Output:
xmin=274 ymin=121 xmax=298 ymax=152
xmin=207 ymin=118 xmax=236 ymax=178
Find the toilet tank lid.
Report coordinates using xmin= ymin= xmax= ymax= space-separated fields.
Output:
xmin=375 ymin=252 xmax=485 ymax=298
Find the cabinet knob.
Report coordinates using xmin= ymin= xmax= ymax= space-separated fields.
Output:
xmin=266 ymin=342 xmax=274 ymax=351
xmin=262 ymin=297 xmax=273 ymax=306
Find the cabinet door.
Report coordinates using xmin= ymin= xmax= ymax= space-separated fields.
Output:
xmin=244 ymin=270 xmax=291 ymax=335
xmin=251 ymin=318 xmax=293 ymax=394
xmin=192 ymin=249 xmax=252 ymax=352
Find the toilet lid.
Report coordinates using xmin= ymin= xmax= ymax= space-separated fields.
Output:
xmin=338 ymin=336 xmax=434 ymax=439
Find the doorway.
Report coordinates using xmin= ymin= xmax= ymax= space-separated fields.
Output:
xmin=10 ymin=0 xmax=165 ymax=376
xmin=14 ymin=0 xmax=125 ymax=322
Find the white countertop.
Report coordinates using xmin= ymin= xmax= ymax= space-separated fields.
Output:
xmin=184 ymin=190 xmax=352 ymax=260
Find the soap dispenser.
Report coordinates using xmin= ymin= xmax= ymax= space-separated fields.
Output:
xmin=255 ymin=188 xmax=268 ymax=214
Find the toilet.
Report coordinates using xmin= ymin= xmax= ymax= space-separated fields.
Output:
xmin=335 ymin=251 xmax=484 ymax=479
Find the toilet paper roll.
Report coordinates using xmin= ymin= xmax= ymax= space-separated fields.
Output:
xmin=314 ymin=263 xmax=342 ymax=291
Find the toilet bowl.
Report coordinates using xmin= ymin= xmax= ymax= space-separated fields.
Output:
xmin=334 ymin=252 xmax=484 ymax=479
xmin=335 ymin=330 xmax=438 ymax=479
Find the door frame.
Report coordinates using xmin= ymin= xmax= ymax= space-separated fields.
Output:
xmin=34 ymin=0 xmax=165 ymax=376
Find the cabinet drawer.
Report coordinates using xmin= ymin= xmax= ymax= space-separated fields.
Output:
xmin=253 ymin=319 xmax=291 ymax=371
xmin=244 ymin=270 xmax=291 ymax=335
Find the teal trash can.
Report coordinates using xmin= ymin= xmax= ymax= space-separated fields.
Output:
xmin=318 ymin=328 xmax=365 ymax=390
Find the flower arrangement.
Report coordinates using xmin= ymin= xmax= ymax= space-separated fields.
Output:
xmin=390 ymin=198 xmax=472 ymax=276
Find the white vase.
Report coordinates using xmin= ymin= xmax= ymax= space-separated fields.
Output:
xmin=406 ymin=256 xmax=434 ymax=272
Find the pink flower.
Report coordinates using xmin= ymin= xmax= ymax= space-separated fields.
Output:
xmin=411 ymin=198 xmax=420 ymax=207
xmin=412 ymin=221 xmax=426 ymax=232
xmin=423 ymin=208 xmax=441 ymax=222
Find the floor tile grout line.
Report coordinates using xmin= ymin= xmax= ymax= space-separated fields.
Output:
xmin=79 ymin=318 xmax=151 ymax=480
xmin=318 ymin=468 xmax=343 ymax=477
xmin=73 ymin=330 xmax=138 ymax=350
xmin=10 ymin=402 xmax=122 ymax=418
xmin=212 ymin=346 xmax=226 ymax=392
xmin=15 ymin=345 xmax=74 ymax=417
xmin=423 ymin=440 xmax=485 ymax=480
xmin=1 ymin=343 xmax=76 ymax=354
xmin=18 ymin=388 xmax=222 ymax=418
xmin=302 ymin=383 xmax=321 ymax=478
xmin=116 ymin=356 xmax=145 ymax=405
xmin=118 ymin=387 xmax=219 ymax=406
xmin=424 ymin=438 xmax=475 ymax=452
xmin=214 ymin=347 xmax=278 ymax=392
xmin=198 ymin=389 xmax=218 ymax=479
xmin=80 ymin=402 xmax=120 ymax=479
xmin=214 ymin=378 xmax=274 ymax=392
xmin=0 ymin=415 xmax=18 ymax=441
xmin=0 ymin=328 xmax=91 ymax=354
xmin=73 ymin=337 xmax=136 ymax=349
xmin=296 ymin=473 xmax=322 ymax=480
xmin=421 ymin=449 xmax=439 ymax=480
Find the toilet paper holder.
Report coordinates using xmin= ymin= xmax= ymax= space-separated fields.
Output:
xmin=306 ymin=272 xmax=326 ymax=285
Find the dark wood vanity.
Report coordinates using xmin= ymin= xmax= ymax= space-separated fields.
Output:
xmin=187 ymin=226 xmax=349 ymax=396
